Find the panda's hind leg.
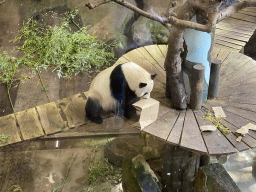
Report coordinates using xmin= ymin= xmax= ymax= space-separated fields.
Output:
xmin=85 ymin=98 xmax=103 ymax=124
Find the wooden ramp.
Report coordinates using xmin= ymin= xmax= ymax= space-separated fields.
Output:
xmin=215 ymin=7 xmax=256 ymax=51
xmin=0 ymin=93 xmax=139 ymax=147
xmin=116 ymin=44 xmax=256 ymax=155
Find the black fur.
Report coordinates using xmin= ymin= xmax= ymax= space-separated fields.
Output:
xmin=110 ymin=64 xmax=138 ymax=119
xmin=85 ymin=97 xmax=103 ymax=124
xmin=86 ymin=64 xmax=141 ymax=124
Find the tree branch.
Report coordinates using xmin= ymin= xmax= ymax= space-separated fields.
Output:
xmin=86 ymin=0 xmax=256 ymax=33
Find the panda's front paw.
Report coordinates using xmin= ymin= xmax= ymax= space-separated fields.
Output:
xmin=90 ymin=116 xmax=103 ymax=124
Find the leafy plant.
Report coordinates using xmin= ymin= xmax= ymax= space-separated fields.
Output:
xmin=13 ymin=11 xmax=116 ymax=78
xmin=0 ymin=52 xmax=20 ymax=110
xmin=0 ymin=10 xmax=116 ymax=111
xmin=87 ymin=157 xmax=122 ymax=190
xmin=0 ymin=134 xmax=11 ymax=142
xmin=203 ymin=112 xmax=231 ymax=134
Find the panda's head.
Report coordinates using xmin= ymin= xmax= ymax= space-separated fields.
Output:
xmin=136 ymin=73 xmax=157 ymax=99
xmin=122 ymin=62 xmax=157 ymax=99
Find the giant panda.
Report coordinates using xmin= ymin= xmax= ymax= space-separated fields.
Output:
xmin=85 ymin=62 xmax=157 ymax=124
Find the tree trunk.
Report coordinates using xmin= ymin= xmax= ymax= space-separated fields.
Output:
xmin=164 ymin=26 xmax=187 ymax=109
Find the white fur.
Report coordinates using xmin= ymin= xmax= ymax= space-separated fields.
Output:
xmin=87 ymin=62 xmax=154 ymax=111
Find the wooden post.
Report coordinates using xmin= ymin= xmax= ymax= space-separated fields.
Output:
xmin=162 ymin=144 xmax=200 ymax=191
xmin=208 ymin=58 xmax=222 ymax=99
xmin=190 ymin=63 xmax=205 ymax=110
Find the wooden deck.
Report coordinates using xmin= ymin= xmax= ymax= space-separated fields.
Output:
xmin=116 ymin=44 xmax=256 ymax=155
xmin=215 ymin=7 xmax=256 ymax=51
xmin=1 ymin=43 xmax=256 ymax=155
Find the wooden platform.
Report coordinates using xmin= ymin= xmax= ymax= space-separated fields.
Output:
xmin=0 ymin=93 xmax=139 ymax=147
xmin=116 ymin=44 xmax=256 ymax=155
xmin=215 ymin=7 xmax=256 ymax=51
xmin=1 ymin=44 xmax=256 ymax=156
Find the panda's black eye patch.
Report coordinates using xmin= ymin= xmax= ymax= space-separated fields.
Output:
xmin=139 ymin=83 xmax=147 ymax=88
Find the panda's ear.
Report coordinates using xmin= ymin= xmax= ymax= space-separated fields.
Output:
xmin=151 ymin=74 xmax=157 ymax=80
xmin=139 ymin=83 xmax=147 ymax=88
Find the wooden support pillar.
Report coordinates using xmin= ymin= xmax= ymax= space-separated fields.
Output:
xmin=162 ymin=144 xmax=200 ymax=192
xmin=190 ymin=63 xmax=205 ymax=110
xmin=208 ymin=58 xmax=222 ymax=99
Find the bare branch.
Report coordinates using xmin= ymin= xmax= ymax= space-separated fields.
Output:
xmin=85 ymin=0 xmax=256 ymax=33
xmin=168 ymin=16 xmax=212 ymax=32
xmin=86 ymin=0 xmax=171 ymax=27
xmin=217 ymin=0 xmax=256 ymax=23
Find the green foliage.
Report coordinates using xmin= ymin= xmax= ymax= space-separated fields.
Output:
xmin=203 ymin=112 xmax=231 ymax=134
xmin=13 ymin=11 xmax=116 ymax=78
xmin=87 ymin=157 xmax=122 ymax=190
xmin=0 ymin=52 xmax=19 ymax=88
xmin=0 ymin=135 xmax=11 ymax=143
xmin=6 ymin=185 xmax=23 ymax=192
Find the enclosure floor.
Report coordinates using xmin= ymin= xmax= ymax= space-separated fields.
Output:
xmin=116 ymin=44 xmax=256 ymax=156
xmin=1 ymin=44 xmax=256 ymax=155
xmin=214 ymin=7 xmax=256 ymax=51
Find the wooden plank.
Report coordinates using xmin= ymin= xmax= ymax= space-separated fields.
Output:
xmin=115 ymin=56 xmax=129 ymax=65
xmin=216 ymin=48 xmax=232 ymax=62
xmin=216 ymin=26 xmax=254 ymax=36
xmin=136 ymin=46 xmax=163 ymax=68
xmin=219 ymin=82 xmax=256 ymax=97
xmin=238 ymin=10 xmax=256 ymax=17
xmin=57 ymin=94 xmax=86 ymax=127
xmin=222 ymin=106 xmax=256 ymax=124
xmin=206 ymin=105 xmax=256 ymax=140
xmin=214 ymin=39 xmax=242 ymax=50
xmin=211 ymin=46 xmax=221 ymax=59
xmin=215 ymin=28 xmax=251 ymax=39
xmin=144 ymin=45 xmax=165 ymax=70
xmin=36 ymin=102 xmax=66 ymax=135
xmin=215 ymin=36 xmax=246 ymax=46
xmin=180 ymin=110 xmax=207 ymax=154
xmin=226 ymin=103 xmax=256 ymax=113
xmin=202 ymin=104 xmax=256 ymax=149
xmin=217 ymin=18 xmax=256 ymax=30
xmin=216 ymin=24 xmax=255 ymax=34
xmin=220 ymin=52 xmax=252 ymax=78
xmin=15 ymin=108 xmax=44 ymax=140
xmin=158 ymin=44 xmax=168 ymax=57
xmin=219 ymin=96 xmax=256 ymax=105
xmin=221 ymin=120 xmax=256 ymax=149
xmin=194 ymin=110 xmax=236 ymax=155
xmin=123 ymin=48 xmax=166 ymax=82
xmin=167 ymin=110 xmax=186 ymax=145
xmin=0 ymin=114 xmax=21 ymax=146
xmin=142 ymin=109 xmax=180 ymax=141
xmin=219 ymin=60 xmax=256 ymax=88
xmin=215 ymin=33 xmax=249 ymax=43
xmin=213 ymin=44 xmax=239 ymax=52
xmin=231 ymin=12 xmax=256 ymax=23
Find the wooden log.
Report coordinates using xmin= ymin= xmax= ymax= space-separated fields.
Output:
xmin=208 ymin=59 xmax=222 ymax=99
xmin=162 ymin=144 xmax=200 ymax=192
xmin=190 ymin=64 xmax=205 ymax=110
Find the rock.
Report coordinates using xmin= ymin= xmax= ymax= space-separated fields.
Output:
xmin=111 ymin=183 xmax=123 ymax=192
xmin=122 ymin=154 xmax=161 ymax=192
xmin=131 ymin=15 xmax=169 ymax=46
xmin=104 ymin=135 xmax=145 ymax=167
xmin=194 ymin=163 xmax=241 ymax=192
xmin=104 ymin=134 xmax=164 ymax=167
